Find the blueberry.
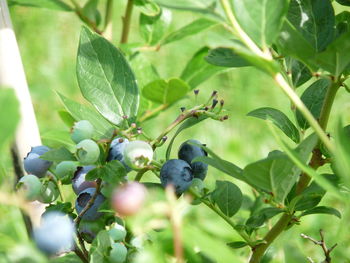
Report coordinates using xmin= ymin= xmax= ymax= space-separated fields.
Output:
xmin=108 ymin=223 xmax=127 ymax=242
xmin=123 ymin=140 xmax=153 ymax=170
xmin=76 ymin=139 xmax=100 ymax=165
xmin=178 ymin=139 xmax=208 ymax=180
xmin=107 ymin=137 xmax=131 ymax=172
xmin=33 ymin=212 xmax=75 ymax=255
xmin=55 ymin=161 xmax=78 ymax=180
xmin=75 ymin=188 xmax=105 ymax=221
xmin=72 ymin=166 xmax=97 ymax=194
xmin=71 ymin=120 xmax=94 ymax=143
xmin=17 ymin=174 xmax=42 ymax=201
xmin=109 ymin=242 xmax=127 ymax=263
xmin=24 ymin=146 xmax=52 ymax=177
xmin=37 ymin=180 xmax=60 ymax=204
xmin=78 ymin=219 xmax=104 ymax=243
xmin=112 ymin=182 xmax=147 ymax=217
xmin=160 ymin=159 xmax=193 ymax=195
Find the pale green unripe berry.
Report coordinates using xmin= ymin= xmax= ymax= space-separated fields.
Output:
xmin=37 ymin=181 xmax=59 ymax=204
xmin=123 ymin=140 xmax=153 ymax=170
xmin=71 ymin=120 xmax=94 ymax=143
xmin=76 ymin=139 xmax=100 ymax=165
xmin=17 ymin=174 xmax=42 ymax=201
xmin=108 ymin=224 xmax=127 ymax=242
xmin=55 ymin=161 xmax=78 ymax=179
xmin=109 ymin=242 xmax=127 ymax=263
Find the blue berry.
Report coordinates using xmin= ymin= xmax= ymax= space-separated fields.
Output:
xmin=160 ymin=159 xmax=193 ymax=195
xmin=178 ymin=139 xmax=208 ymax=180
xmin=108 ymin=138 xmax=131 ymax=172
xmin=75 ymin=188 xmax=105 ymax=221
xmin=24 ymin=146 xmax=52 ymax=177
xmin=72 ymin=166 xmax=97 ymax=194
xmin=33 ymin=212 xmax=75 ymax=255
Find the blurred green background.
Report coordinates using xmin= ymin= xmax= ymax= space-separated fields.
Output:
xmin=1 ymin=0 xmax=349 ymax=262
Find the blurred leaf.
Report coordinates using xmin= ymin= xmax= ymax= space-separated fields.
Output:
xmin=44 ymin=202 xmax=76 ymax=220
xmin=142 ymin=78 xmax=189 ymax=104
xmin=248 ymin=107 xmax=300 ymax=143
xmin=336 ymin=0 xmax=350 ymax=6
xmin=77 ymin=26 xmax=139 ymax=126
xmin=243 ymin=152 xmax=300 ymax=203
xmin=58 ymin=110 xmax=75 ymax=128
xmin=232 ymin=0 xmax=289 ymax=48
xmin=300 ymin=206 xmax=341 ymax=218
xmin=205 ymin=47 xmax=250 ymax=68
xmin=0 ymin=89 xmax=20 ymax=151
xmin=296 ymin=79 xmax=331 ymax=130
xmin=8 ymin=0 xmax=73 ymax=11
xmin=227 ymin=241 xmax=248 ymax=249
xmin=285 ymin=58 xmax=312 ymax=87
xmin=90 ymin=230 xmax=113 ymax=263
xmin=166 ymin=115 xmax=208 ymax=159
xmin=82 ymin=0 xmax=101 ymax=26
xmin=134 ymin=0 xmax=161 ymax=16
xmin=161 ymin=18 xmax=217 ymax=45
xmin=41 ymin=130 xmax=75 ymax=152
xmin=246 ymin=207 xmax=284 ymax=229
xmin=49 ymin=253 xmax=81 ymax=262
xmin=58 ymin=93 xmax=114 ymax=138
xmin=335 ymin=11 xmax=350 ymax=38
xmin=140 ymin=8 xmax=172 ymax=45
xmin=40 ymin=147 xmax=76 ymax=162
xmin=181 ymin=47 xmax=228 ymax=89
xmin=334 ymin=122 xmax=350 ymax=187
xmin=211 ymin=180 xmax=242 ymax=217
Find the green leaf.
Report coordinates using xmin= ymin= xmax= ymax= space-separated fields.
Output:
xmin=41 ymin=130 xmax=75 ymax=152
xmin=246 ymin=207 xmax=284 ymax=228
xmin=40 ymin=147 xmax=76 ymax=162
xmin=165 ymin=115 xmax=208 ymax=160
xmin=77 ymin=26 xmax=139 ymax=126
xmin=227 ymin=241 xmax=248 ymax=249
xmin=44 ymin=202 xmax=76 ymax=219
xmin=49 ymin=253 xmax=81 ymax=263
xmin=300 ymin=206 xmax=341 ymax=218
xmin=58 ymin=110 xmax=76 ymax=128
xmin=334 ymin=122 xmax=350 ymax=188
xmin=181 ymin=47 xmax=228 ymax=89
xmin=211 ymin=180 xmax=242 ymax=217
xmin=0 ymin=89 xmax=20 ymax=151
xmin=248 ymin=107 xmax=300 ymax=143
xmin=161 ymin=18 xmax=217 ymax=45
xmin=285 ymin=58 xmax=312 ymax=87
xmin=205 ymin=47 xmax=250 ymax=68
xmin=86 ymin=160 xmax=127 ymax=182
xmin=140 ymin=8 xmax=172 ymax=45
xmin=134 ymin=0 xmax=161 ymax=16
xmin=90 ymin=230 xmax=113 ymax=263
xmin=232 ymin=0 xmax=289 ymax=48
xmin=142 ymin=78 xmax=189 ymax=104
xmin=336 ymin=0 xmax=350 ymax=6
xmin=58 ymin=92 xmax=114 ymax=138
xmin=243 ymin=152 xmax=300 ymax=203
xmin=335 ymin=11 xmax=350 ymax=38
xmin=8 ymin=0 xmax=73 ymax=11
xmin=296 ymin=79 xmax=331 ymax=130
xmin=82 ymin=0 xmax=101 ymax=26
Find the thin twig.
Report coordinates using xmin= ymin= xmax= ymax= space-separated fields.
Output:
xmin=120 ymin=0 xmax=134 ymax=43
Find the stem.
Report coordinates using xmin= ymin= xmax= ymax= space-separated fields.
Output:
xmin=73 ymin=244 xmax=89 ymax=263
xmin=134 ymin=168 xmax=148 ymax=182
xmin=120 ymin=0 xmax=133 ymax=44
xmin=103 ymin=0 xmax=114 ymax=40
xmin=70 ymin=0 xmax=102 ymax=34
xmin=139 ymin=104 xmax=169 ymax=123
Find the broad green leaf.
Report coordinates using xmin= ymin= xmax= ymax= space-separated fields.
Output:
xmin=90 ymin=230 xmax=113 ymax=263
xmin=248 ymin=107 xmax=300 ymax=143
xmin=296 ymin=79 xmax=331 ymax=130
xmin=335 ymin=11 xmax=350 ymax=38
xmin=134 ymin=0 xmax=161 ymax=16
xmin=86 ymin=160 xmax=126 ymax=182
xmin=165 ymin=115 xmax=208 ymax=159
xmin=58 ymin=110 xmax=75 ymax=128
xmin=140 ymin=8 xmax=172 ymax=46
xmin=58 ymin=93 xmax=114 ymax=138
xmin=286 ymin=0 xmax=335 ymax=52
xmin=211 ymin=180 xmax=242 ymax=217
xmin=44 ymin=202 xmax=76 ymax=219
xmin=130 ymin=53 xmax=160 ymax=88
xmin=227 ymin=241 xmax=248 ymax=249
xmin=40 ymin=147 xmax=76 ymax=162
xmin=0 ymin=89 xmax=20 ymax=151
xmin=205 ymin=47 xmax=250 ymax=68
xmin=41 ymin=130 xmax=75 ymax=152
xmin=232 ymin=0 xmax=289 ymax=48
xmin=8 ymin=0 xmax=73 ymax=11
xmin=161 ymin=18 xmax=217 ymax=45
xmin=82 ymin=0 xmax=101 ymax=26
xmin=77 ymin=26 xmax=139 ymax=126
xmin=336 ymin=0 xmax=350 ymax=6
xmin=246 ymin=207 xmax=284 ymax=228
xmin=300 ymin=206 xmax=341 ymax=218
xmin=142 ymin=78 xmax=189 ymax=104
xmin=181 ymin=47 xmax=228 ymax=89
xmin=285 ymin=58 xmax=312 ymax=87
xmin=243 ymin=152 xmax=300 ymax=203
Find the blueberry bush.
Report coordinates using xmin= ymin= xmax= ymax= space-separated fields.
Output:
xmin=1 ymin=0 xmax=350 ymax=262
